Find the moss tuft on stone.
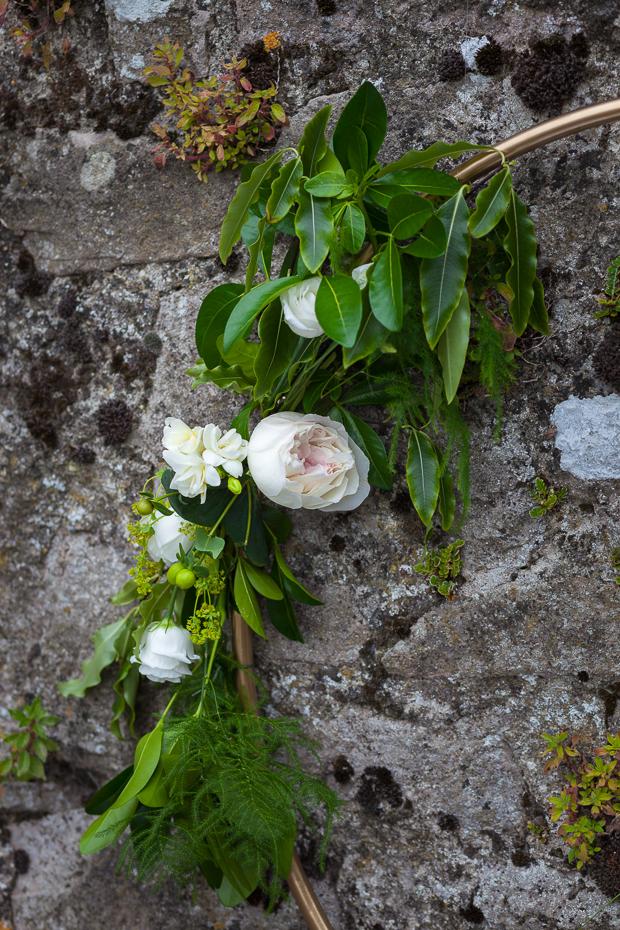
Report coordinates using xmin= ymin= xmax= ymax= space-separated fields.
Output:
xmin=95 ymin=399 xmax=133 ymax=445
xmin=437 ymin=49 xmax=467 ymax=82
xmin=475 ymin=37 xmax=504 ymax=76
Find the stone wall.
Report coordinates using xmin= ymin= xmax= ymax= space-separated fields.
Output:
xmin=1 ymin=1 xmax=620 ymax=928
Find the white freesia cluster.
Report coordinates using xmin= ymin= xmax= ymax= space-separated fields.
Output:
xmin=131 ymin=623 xmax=198 ymax=683
xmin=163 ymin=417 xmax=248 ymax=502
xmin=247 ymin=412 xmax=370 ymax=512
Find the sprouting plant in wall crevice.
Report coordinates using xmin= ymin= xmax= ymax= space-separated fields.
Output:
xmin=0 ymin=696 xmax=59 ymax=784
xmin=0 ymin=0 xmax=74 ymax=56
xmin=595 ymin=255 xmax=620 ymax=318
xmin=415 ymin=540 xmax=464 ymax=597
xmin=143 ymin=39 xmax=289 ymax=183
xmin=529 ymin=477 xmax=566 ymax=517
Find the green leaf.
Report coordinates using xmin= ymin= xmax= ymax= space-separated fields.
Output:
xmin=267 ymin=565 xmax=305 ymax=642
xmin=194 ymin=530 xmax=226 ymax=559
xmin=387 ymin=193 xmax=433 ymax=240
xmin=365 ymin=184 xmax=404 ymax=210
xmin=33 ymin=738 xmax=48 ymax=762
xmin=304 ymin=172 xmax=351 ymax=197
xmin=437 ymin=288 xmax=471 ymax=404
xmin=342 ymin=379 xmax=391 ymax=405
xmin=266 ymin=157 xmax=303 ymax=224
xmin=529 ymin=276 xmax=550 ymax=335
xmin=111 ymin=659 xmax=139 ymax=740
xmin=261 ymin=505 xmax=292 ymax=544
xmin=332 ymin=81 xmax=387 ymax=170
xmin=402 ymin=215 xmax=448 ymax=259
xmin=57 ymin=615 xmax=130 ymax=699
xmin=272 ymin=543 xmax=323 ymax=606
xmin=10 ymin=731 xmax=30 ymax=749
xmin=377 ymin=141 xmax=498 ymax=177
xmin=315 ymin=275 xmax=362 ymax=347
xmin=219 ymin=149 xmax=283 ymax=263
xmin=332 ymin=407 xmax=392 ymax=490
xmin=369 ymin=238 xmax=403 ymax=331
xmin=347 ymin=125 xmax=369 ymax=178
xmin=420 ymin=189 xmax=471 ymax=348
xmin=299 ymin=104 xmax=331 ymax=177
xmin=223 ymin=485 xmax=269 ymax=566
xmin=0 ymin=759 xmax=12 ymax=777
xmin=231 ymin=400 xmax=256 ymax=441
xmin=190 ymin=363 xmax=254 ymax=395
xmin=342 ymin=289 xmax=390 ymax=368
xmin=8 ymin=709 xmax=29 ymax=726
xmin=340 ymin=203 xmax=366 ymax=253
xmin=468 ymin=166 xmax=513 ymax=238
xmin=137 ymin=762 xmax=169 ymax=808
xmin=110 ymin=580 xmax=139 ymax=606
xmin=253 ymin=299 xmax=296 ymax=399
xmin=80 ymin=795 xmax=139 ymax=855
xmin=234 ymin=562 xmax=266 ymax=637
xmin=111 ymin=727 xmax=164 ymax=810
xmin=162 ymin=468 xmax=233 ymax=528
xmin=438 ymin=469 xmax=456 ymax=530
xmin=195 ymin=283 xmax=245 ymax=368
xmin=243 ymin=560 xmax=284 ymax=600
xmin=295 ymin=191 xmax=333 ymax=273
xmin=406 ymin=431 xmax=440 ymax=526
xmin=17 ymin=750 xmax=31 ymax=778
xmin=504 ymin=191 xmax=537 ymax=336
xmin=84 ymin=764 xmax=133 ymax=815
xmin=372 ymin=167 xmax=462 ymax=196
xmin=29 ymin=757 xmax=45 ymax=779
xmin=223 ymin=276 xmax=302 ymax=355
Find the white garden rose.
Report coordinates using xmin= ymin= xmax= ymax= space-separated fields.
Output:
xmin=280 ymin=277 xmax=324 ymax=339
xmin=131 ymin=623 xmax=199 ymax=683
xmin=247 ymin=412 xmax=370 ymax=512
xmin=201 ymin=425 xmax=248 ymax=479
xmin=146 ymin=512 xmax=193 ymax=565
xmin=352 ymin=262 xmax=373 ymax=289
xmin=162 ymin=417 xmax=204 ymax=455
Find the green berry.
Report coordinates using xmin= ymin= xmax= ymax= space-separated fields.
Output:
xmin=175 ymin=569 xmax=196 ymax=590
xmin=166 ymin=563 xmax=184 ymax=585
xmin=136 ymin=500 xmax=153 ymax=516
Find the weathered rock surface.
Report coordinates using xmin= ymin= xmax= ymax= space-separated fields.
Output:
xmin=2 ymin=1 xmax=620 ymax=929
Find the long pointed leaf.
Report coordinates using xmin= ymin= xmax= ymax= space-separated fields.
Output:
xmin=332 ymin=81 xmax=387 ymax=170
xmin=438 ymin=470 xmax=456 ymax=531
xmin=468 ymin=167 xmax=513 ymax=238
xmin=223 ymin=276 xmax=302 ymax=354
xmin=315 ymin=275 xmax=362 ymax=346
xmin=437 ymin=288 xmax=471 ymax=403
xmin=420 ymin=190 xmax=471 ymax=348
xmin=195 ymin=283 xmax=245 ymax=367
xmin=403 ymin=215 xmax=447 ymax=259
xmin=295 ymin=191 xmax=333 ymax=273
xmin=387 ymin=193 xmax=433 ymax=240
xmin=369 ymin=237 xmax=403 ymax=331
xmin=267 ymin=563 xmax=305 ymax=642
xmin=371 ymin=167 xmax=462 ymax=196
xmin=299 ymin=104 xmax=331 ymax=177
xmin=253 ymin=300 xmax=296 ymax=399
xmin=219 ymin=150 xmax=283 ymax=262
xmin=377 ymin=141 xmax=498 ymax=177
xmin=57 ymin=615 xmax=129 ymax=698
xmin=504 ymin=191 xmax=537 ymax=336
xmin=340 ymin=203 xmax=366 ymax=253
xmin=406 ymin=431 xmax=440 ymax=526
xmin=234 ymin=562 xmax=266 ymax=637
xmin=266 ymin=157 xmax=303 ymax=224
xmin=332 ymin=407 xmax=392 ymax=490
xmin=529 ymin=276 xmax=550 ymax=335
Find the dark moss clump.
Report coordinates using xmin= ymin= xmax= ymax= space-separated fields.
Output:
xmin=569 ymin=31 xmax=590 ymax=60
xmin=13 ymin=849 xmax=30 ymax=875
xmin=329 ymin=534 xmax=346 ymax=553
xmin=475 ymin=37 xmax=504 ymax=76
xmin=316 ymin=0 xmax=336 ymax=14
xmin=588 ymin=835 xmax=620 ymax=898
xmin=87 ymin=80 xmax=162 ymax=140
xmin=333 ymin=755 xmax=354 ymax=784
xmin=20 ymin=355 xmax=82 ymax=448
xmin=111 ymin=341 xmax=157 ymax=385
xmin=511 ymin=35 xmax=586 ymax=112
xmin=437 ymin=49 xmax=466 ymax=82
xmin=238 ymin=41 xmax=279 ymax=91
xmin=57 ymin=289 xmax=78 ymax=319
xmin=96 ymin=399 xmax=133 ymax=445
xmin=70 ymin=445 xmax=96 ymax=464
xmin=216 ymin=250 xmax=241 ymax=273
xmin=437 ymin=811 xmax=460 ymax=832
xmin=593 ymin=326 xmax=620 ymax=391
xmin=356 ymin=766 xmax=403 ymax=813
xmin=61 ymin=325 xmax=92 ymax=362
xmin=15 ymin=271 xmax=54 ymax=299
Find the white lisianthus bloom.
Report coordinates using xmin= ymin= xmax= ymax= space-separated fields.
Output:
xmin=201 ymin=425 xmax=248 ymax=479
xmin=247 ymin=412 xmax=370 ymax=512
xmin=280 ymin=277 xmax=324 ymax=339
xmin=163 ymin=448 xmax=220 ymax=501
xmin=352 ymin=263 xmax=373 ymax=289
xmin=131 ymin=623 xmax=199 ymax=683
xmin=146 ymin=512 xmax=193 ymax=565
xmin=162 ymin=417 xmax=204 ymax=455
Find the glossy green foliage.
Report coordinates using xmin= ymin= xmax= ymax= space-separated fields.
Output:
xmin=1 ymin=697 xmax=59 ymax=784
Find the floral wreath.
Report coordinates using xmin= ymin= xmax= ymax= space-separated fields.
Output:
xmin=52 ymin=82 xmax=620 ymax=928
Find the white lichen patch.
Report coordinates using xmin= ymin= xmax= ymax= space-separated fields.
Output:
xmin=552 ymin=394 xmax=620 ymax=479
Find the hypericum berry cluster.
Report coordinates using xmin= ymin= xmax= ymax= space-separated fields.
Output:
xmin=187 ymin=604 xmax=222 ymax=644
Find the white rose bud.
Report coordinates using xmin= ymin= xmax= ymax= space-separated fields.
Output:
xmin=130 ymin=623 xmax=199 ymax=683
xmin=146 ymin=512 xmax=193 ymax=565
xmin=280 ymin=278 xmax=324 ymax=339
xmin=352 ymin=263 xmax=373 ymax=289
xmin=162 ymin=417 xmax=204 ymax=455
xmin=247 ymin=412 xmax=370 ymax=512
